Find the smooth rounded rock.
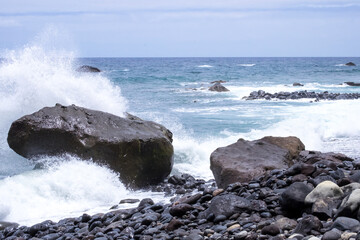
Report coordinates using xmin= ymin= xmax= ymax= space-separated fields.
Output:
xmin=305 ymin=181 xmax=343 ymax=204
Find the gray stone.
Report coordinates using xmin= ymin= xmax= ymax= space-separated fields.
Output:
xmin=305 ymin=181 xmax=343 ymax=204
xmin=210 ymin=136 xmax=304 ymax=188
xmin=202 ymin=194 xmax=251 ymax=218
xmin=322 ymin=229 xmax=342 ymax=240
xmin=209 ymin=82 xmax=229 ymax=92
xmin=332 ymin=217 xmax=360 ymax=232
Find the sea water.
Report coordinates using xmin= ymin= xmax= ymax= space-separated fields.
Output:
xmin=0 ymin=43 xmax=360 ymax=225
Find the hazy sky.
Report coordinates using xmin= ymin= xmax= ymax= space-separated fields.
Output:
xmin=0 ymin=0 xmax=359 ymax=57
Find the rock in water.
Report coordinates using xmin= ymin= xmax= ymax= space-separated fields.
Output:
xmin=293 ymin=82 xmax=304 ymax=87
xmin=344 ymin=82 xmax=360 ymax=87
xmin=210 ymin=136 xmax=304 ymax=188
xmin=7 ymin=104 xmax=174 ymax=188
xmin=76 ymin=65 xmax=101 ymax=72
xmin=208 ymin=82 xmax=229 ymax=92
xmin=345 ymin=62 xmax=356 ymax=66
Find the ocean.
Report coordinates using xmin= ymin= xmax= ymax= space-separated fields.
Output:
xmin=0 ymin=44 xmax=359 ymax=226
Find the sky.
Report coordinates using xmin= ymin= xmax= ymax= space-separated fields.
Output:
xmin=0 ymin=0 xmax=359 ymax=57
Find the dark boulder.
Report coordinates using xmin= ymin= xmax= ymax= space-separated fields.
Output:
xmin=7 ymin=104 xmax=174 ymax=188
xmin=280 ymin=182 xmax=313 ymax=217
xmin=344 ymin=82 xmax=360 ymax=87
xmin=210 ymin=136 xmax=304 ymax=188
xmin=293 ymin=215 xmax=322 ymax=235
xmin=76 ymin=65 xmax=101 ymax=72
xmin=209 ymin=82 xmax=229 ymax=92
xmin=293 ymin=82 xmax=304 ymax=87
xmin=345 ymin=62 xmax=356 ymax=66
xmin=202 ymin=194 xmax=251 ymax=218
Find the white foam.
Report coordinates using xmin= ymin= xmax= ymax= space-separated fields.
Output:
xmin=242 ymin=100 xmax=360 ymax=155
xmin=0 ymin=30 xmax=133 ymax=225
xmin=197 ymin=65 xmax=213 ymax=68
xmin=0 ymin=156 xmax=168 ymax=226
xmin=238 ymin=64 xmax=256 ymax=67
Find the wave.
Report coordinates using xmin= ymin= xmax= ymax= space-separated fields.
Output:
xmin=0 ymin=156 xmax=169 ymax=225
xmin=197 ymin=65 xmax=213 ymax=68
xmin=0 ymin=30 xmax=131 ymax=225
xmin=238 ymin=64 xmax=256 ymax=67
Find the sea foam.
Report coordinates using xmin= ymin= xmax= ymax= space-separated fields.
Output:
xmin=0 ymin=34 xmax=143 ymax=225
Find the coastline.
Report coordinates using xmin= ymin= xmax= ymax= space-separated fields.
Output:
xmin=2 ymin=148 xmax=360 ymax=240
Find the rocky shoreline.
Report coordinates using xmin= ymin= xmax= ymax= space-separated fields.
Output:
xmin=244 ymin=90 xmax=360 ymax=101
xmin=2 ymin=149 xmax=360 ymax=240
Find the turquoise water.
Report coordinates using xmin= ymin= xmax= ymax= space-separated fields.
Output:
xmin=0 ymin=45 xmax=359 ymax=225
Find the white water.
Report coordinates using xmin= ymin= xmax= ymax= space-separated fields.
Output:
xmin=0 ymin=36 xmax=164 ymax=226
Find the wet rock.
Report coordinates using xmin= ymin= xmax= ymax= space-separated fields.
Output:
xmin=210 ymin=136 xmax=304 ymax=188
xmin=168 ymin=175 xmax=186 ymax=185
xmin=311 ymin=198 xmax=341 ymax=219
xmin=209 ymin=82 xmax=230 ymax=92
xmin=166 ymin=218 xmax=183 ymax=231
xmin=119 ymin=199 xmax=140 ymax=204
xmin=7 ymin=104 xmax=174 ymax=188
xmin=331 ymin=217 xmax=360 ymax=232
xmin=293 ymin=215 xmax=322 ymax=235
xmin=280 ymin=182 xmax=313 ymax=216
xmin=261 ymin=224 xmax=280 ymax=236
xmin=76 ymin=65 xmax=101 ymax=72
xmin=0 ymin=222 xmax=19 ymax=231
xmin=169 ymin=203 xmax=193 ymax=217
xmin=322 ymin=228 xmax=342 ymax=240
xmin=202 ymin=194 xmax=250 ymax=218
xmin=344 ymin=81 xmax=360 ymax=86
xmin=335 ymin=189 xmax=360 ymax=218
xmin=274 ymin=217 xmax=297 ymax=231
xmin=138 ymin=198 xmax=154 ymax=208
xmin=345 ymin=62 xmax=356 ymax=66
xmin=293 ymin=82 xmax=304 ymax=87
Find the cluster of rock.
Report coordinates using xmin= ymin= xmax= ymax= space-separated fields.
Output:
xmin=244 ymin=90 xmax=360 ymax=101
xmin=3 ymin=146 xmax=360 ymax=239
xmin=7 ymin=104 xmax=174 ymax=188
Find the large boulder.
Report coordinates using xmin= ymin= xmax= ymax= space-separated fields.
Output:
xmin=210 ymin=136 xmax=304 ymax=188
xmin=7 ymin=104 xmax=174 ymax=188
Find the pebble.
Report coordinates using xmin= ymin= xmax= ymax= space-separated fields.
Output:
xmin=2 ymin=152 xmax=360 ymax=240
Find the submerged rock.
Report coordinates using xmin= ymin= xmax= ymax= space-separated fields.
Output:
xmin=7 ymin=104 xmax=174 ymax=188
xmin=210 ymin=136 xmax=304 ymax=188
xmin=293 ymin=82 xmax=304 ymax=86
xmin=344 ymin=81 xmax=360 ymax=87
xmin=209 ymin=82 xmax=229 ymax=92
xmin=345 ymin=62 xmax=356 ymax=66
xmin=76 ymin=65 xmax=101 ymax=72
